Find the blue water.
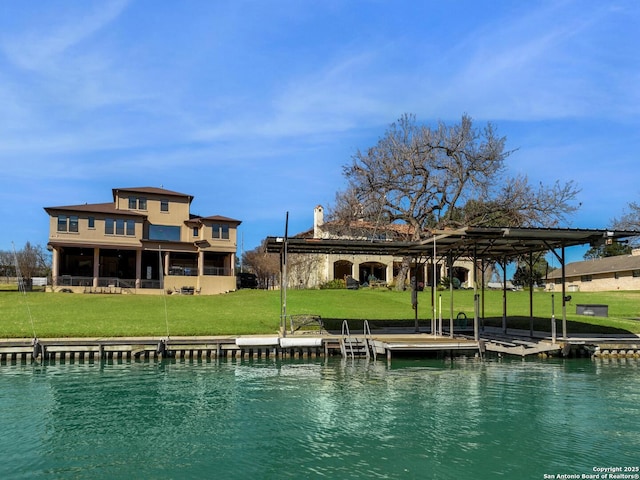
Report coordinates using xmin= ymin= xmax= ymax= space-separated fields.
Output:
xmin=1 ymin=357 xmax=639 ymax=479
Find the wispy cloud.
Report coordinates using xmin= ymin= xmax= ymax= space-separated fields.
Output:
xmin=2 ymin=0 xmax=130 ymax=72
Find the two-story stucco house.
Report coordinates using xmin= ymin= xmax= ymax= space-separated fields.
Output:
xmin=44 ymin=187 xmax=240 ymax=295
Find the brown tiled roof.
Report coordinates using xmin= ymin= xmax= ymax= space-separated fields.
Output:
xmin=44 ymin=203 xmax=147 ymax=217
xmin=194 ymin=215 xmax=242 ymax=225
xmin=548 ymin=254 xmax=640 ymax=279
xmin=112 ymin=186 xmax=193 ymax=202
xmin=297 ymin=219 xmax=413 ymax=239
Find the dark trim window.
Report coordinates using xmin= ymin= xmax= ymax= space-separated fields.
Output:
xmin=57 ymin=215 xmax=78 ymax=232
xmin=212 ymin=223 xmax=229 ymax=239
xmin=581 ymin=275 xmax=593 ymax=282
xmin=128 ymin=196 xmax=147 ymax=210
xmin=57 ymin=215 xmax=67 ymax=232
xmin=193 ymin=227 xmax=199 ymax=237
xmin=105 ymin=218 xmax=135 ymax=236
xmin=633 ymin=270 xmax=640 ymax=278
xmin=160 ymin=199 xmax=169 ymax=212
xmin=88 ymin=216 xmax=95 ymax=229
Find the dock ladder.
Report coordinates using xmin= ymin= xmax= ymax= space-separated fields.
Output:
xmin=340 ymin=320 xmax=377 ymax=360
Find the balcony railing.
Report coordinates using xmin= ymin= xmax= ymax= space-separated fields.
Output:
xmin=55 ymin=270 xmax=233 ymax=290
xmin=203 ymin=266 xmax=231 ymax=276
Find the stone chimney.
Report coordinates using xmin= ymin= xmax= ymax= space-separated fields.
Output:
xmin=313 ymin=205 xmax=324 ymax=238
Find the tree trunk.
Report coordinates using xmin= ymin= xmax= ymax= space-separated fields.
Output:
xmin=394 ymin=255 xmax=412 ymax=291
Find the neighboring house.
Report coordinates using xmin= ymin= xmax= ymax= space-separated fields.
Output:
xmin=546 ymin=249 xmax=640 ymax=292
xmin=44 ymin=187 xmax=241 ymax=295
xmin=287 ymin=205 xmax=477 ymax=289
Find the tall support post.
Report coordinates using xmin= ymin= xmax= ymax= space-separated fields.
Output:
xmin=502 ymin=258 xmax=507 ymax=334
xmin=529 ymin=251 xmax=534 ymax=337
xmin=448 ymin=253 xmax=454 ymax=338
xmin=561 ymin=246 xmax=567 ymax=339
xmin=280 ymin=212 xmax=289 ymax=336
xmin=481 ymin=258 xmax=486 ymax=327
xmin=551 ymin=293 xmax=557 ymax=344
xmin=473 ymin=246 xmax=479 ymax=341
xmin=432 ymin=235 xmax=437 ymax=336
xmin=411 ymin=275 xmax=419 ymax=333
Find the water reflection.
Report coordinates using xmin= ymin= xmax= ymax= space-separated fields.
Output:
xmin=0 ymin=358 xmax=639 ymax=479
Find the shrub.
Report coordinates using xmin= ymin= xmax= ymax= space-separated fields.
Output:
xmin=319 ymin=279 xmax=346 ymax=290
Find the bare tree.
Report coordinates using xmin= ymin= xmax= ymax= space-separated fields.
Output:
xmin=612 ymin=201 xmax=640 ymax=247
xmin=16 ymin=242 xmax=50 ymax=281
xmin=242 ymin=241 xmax=280 ymax=289
xmin=612 ymin=202 xmax=640 ymax=230
xmin=0 ymin=250 xmax=16 ymax=281
xmin=335 ymin=114 xmax=581 ymax=289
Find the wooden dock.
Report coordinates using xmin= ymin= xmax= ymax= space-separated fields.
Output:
xmin=1 ymin=331 xmax=638 ymax=363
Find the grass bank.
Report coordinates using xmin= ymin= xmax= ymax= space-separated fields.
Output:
xmin=1 ymin=288 xmax=639 ymax=338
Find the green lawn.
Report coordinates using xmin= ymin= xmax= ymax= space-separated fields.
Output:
xmin=1 ymin=288 xmax=639 ymax=338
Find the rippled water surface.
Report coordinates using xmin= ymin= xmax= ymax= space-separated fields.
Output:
xmin=1 ymin=357 xmax=638 ymax=479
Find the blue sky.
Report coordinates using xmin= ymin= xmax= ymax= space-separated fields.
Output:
xmin=1 ymin=0 xmax=638 ymax=265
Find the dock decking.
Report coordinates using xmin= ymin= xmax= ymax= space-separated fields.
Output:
xmin=1 ymin=329 xmax=639 ymax=363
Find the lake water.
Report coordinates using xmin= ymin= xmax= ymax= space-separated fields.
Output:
xmin=1 ymin=357 xmax=639 ymax=479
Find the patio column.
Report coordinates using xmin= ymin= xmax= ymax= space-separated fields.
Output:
xmin=386 ymin=263 xmax=393 ymax=284
xmin=51 ymin=247 xmax=59 ymax=287
xmin=93 ymin=247 xmax=100 ymax=288
xmin=164 ymin=252 xmax=170 ymax=277
xmin=198 ymin=251 xmax=204 ymax=276
xmin=135 ymin=249 xmax=142 ymax=289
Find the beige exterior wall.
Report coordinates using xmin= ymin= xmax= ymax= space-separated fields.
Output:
xmin=287 ymin=252 xmax=477 ymax=289
xmin=48 ymin=212 xmax=143 ymax=247
xmin=550 ymin=272 xmax=640 ymax=292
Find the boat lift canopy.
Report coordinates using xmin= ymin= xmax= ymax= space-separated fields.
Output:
xmin=265 ymin=226 xmax=638 ymax=341
xmin=266 ymin=226 xmax=636 ymax=259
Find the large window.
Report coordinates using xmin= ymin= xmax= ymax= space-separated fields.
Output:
xmin=212 ymin=223 xmax=230 ymax=239
xmin=149 ymin=225 xmax=181 ymax=241
xmin=57 ymin=215 xmax=78 ymax=232
xmin=105 ymin=218 xmax=136 ymax=236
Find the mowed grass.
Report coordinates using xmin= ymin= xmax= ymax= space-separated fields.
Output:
xmin=1 ymin=288 xmax=640 ymax=338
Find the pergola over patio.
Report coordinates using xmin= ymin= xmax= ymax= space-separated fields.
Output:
xmin=266 ymin=226 xmax=638 ymax=340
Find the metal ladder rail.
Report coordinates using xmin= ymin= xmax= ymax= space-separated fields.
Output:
xmin=363 ymin=320 xmax=375 ymax=361
xmin=341 ymin=320 xmax=355 ymax=359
